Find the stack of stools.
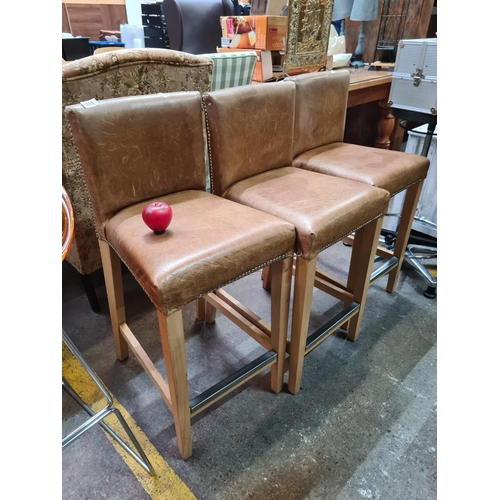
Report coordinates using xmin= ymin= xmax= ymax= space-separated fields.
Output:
xmin=66 ymin=92 xmax=297 ymax=459
xmin=288 ymin=71 xmax=430 ymax=308
xmin=65 ymin=75 xmax=425 ymax=460
xmin=202 ymin=81 xmax=390 ymax=394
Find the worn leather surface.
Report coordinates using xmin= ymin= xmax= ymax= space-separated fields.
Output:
xmin=287 ymin=70 xmax=350 ymax=158
xmin=293 ymin=142 xmax=430 ymax=196
xmin=66 ymin=92 xmax=207 ymax=237
xmin=203 ymin=81 xmax=296 ymax=197
xmin=225 ymin=167 xmax=389 ymax=260
xmin=66 ymin=92 xmax=295 ymax=314
xmin=105 ymin=190 xmax=295 ymax=314
xmin=289 ymin=71 xmax=430 ymax=195
xmin=203 ymin=81 xmax=389 ymax=260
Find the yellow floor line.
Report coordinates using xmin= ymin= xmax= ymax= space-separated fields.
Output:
xmin=63 ymin=342 xmax=197 ymax=500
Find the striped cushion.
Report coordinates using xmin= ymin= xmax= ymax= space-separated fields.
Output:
xmin=202 ymin=52 xmax=258 ymax=90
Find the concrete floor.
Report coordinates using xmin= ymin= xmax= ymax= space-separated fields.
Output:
xmin=62 ymin=240 xmax=437 ymax=500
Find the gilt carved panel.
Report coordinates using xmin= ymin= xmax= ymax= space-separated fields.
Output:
xmin=284 ymin=0 xmax=335 ymax=75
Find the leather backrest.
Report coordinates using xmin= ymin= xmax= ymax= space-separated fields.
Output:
xmin=65 ymin=92 xmax=207 ymax=238
xmin=61 ymin=48 xmax=213 ymax=274
xmin=163 ymin=0 xmax=236 ymax=54
xmin=203 ymin=81 xmax=295 ymax=196
xmin=287 ymin=70 xmax=350 ymax=158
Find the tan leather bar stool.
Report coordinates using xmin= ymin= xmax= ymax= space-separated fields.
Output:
xmin=66 ymin=92 xmax=295 ymax=459
xmin=288 ymin=70 xmax=430 ymax=295
xmin=202 ymin=82 xmax=390 ymax=394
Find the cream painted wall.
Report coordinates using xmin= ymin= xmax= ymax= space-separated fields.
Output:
xmin=124 ymin=0 xmax=144 ymax=28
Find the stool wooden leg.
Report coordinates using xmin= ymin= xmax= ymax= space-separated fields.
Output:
xmin=270 ymin=257 xmax=292 ymax=393
xmin=288 ymin=256 xmax=317 ymax=395
xmin=195 ymin=298 xmax=206 ymax=321
xmin=261 ymin=265 xmax=272 ymax=290
xmin=98 ymin=240 xmax=129 ymax=361
xmin=204 ymin=300 xmax=217 ymax=324
xmin=158 ymin=309 xmax=192 ymax=460
xmin=346 ymin=217 xmax=384 ymax=341
xmin=386 ymin=181 xmax=424 ymax=293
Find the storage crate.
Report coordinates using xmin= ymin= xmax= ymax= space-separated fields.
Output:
xmin=388 ymin=38 xmax=437 ymax=116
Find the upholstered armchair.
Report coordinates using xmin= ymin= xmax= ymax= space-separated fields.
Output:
xmin=62 ymin=48 xmax=213 ymax=311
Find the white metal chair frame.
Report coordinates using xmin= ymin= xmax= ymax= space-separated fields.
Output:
xmin=62 ymin=330 xmax=155 ymax=476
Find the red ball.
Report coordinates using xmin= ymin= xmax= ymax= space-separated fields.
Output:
xmin=142 ymin=201 xmax=173 ymax=234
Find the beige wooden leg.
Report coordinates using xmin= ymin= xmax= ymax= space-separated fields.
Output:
xmin=270 ymin=257 xmax=292 ymax=393
xmin=386 ymin=181 xmax=424 ymax=293
xmin=346 ymin=217 xmax=384 ymax=341
xmin=98 ymin=240 xmax=128 ymax=361
xmin=157 ymin=309 xmax=192 ymax=460
xmin=261 ymin=265 xmax=272 ymax=290
xmin=288 ymin=256 xmax=317 ymax=395
xmin=205 ymin=299 xmax=217 ymax=324
xmin=195 ymin=298 xmax=205 ymax=321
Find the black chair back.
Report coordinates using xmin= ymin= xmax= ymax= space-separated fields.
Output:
xmin=62 ymin=37 xmax=92 ymax=61
xmin=163 ymin=0 xmax=236 ymax=54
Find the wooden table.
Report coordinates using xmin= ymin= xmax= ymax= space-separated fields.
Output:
xmin=344 ymin=67 xmax=402 ymax=150
xmin=262 ymin=66 xmax=402 ymax=150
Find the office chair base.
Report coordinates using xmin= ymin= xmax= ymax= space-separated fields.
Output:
xmin=403 ymin=245 xmax=437 ymax=298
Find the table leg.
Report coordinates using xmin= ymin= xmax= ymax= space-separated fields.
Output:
xmin=375 ymin=98 xmax=395 ymax=149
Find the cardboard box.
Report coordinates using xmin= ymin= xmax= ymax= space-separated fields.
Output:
xmin=220 ymin=16 xmax=287 ymax=51
xmin=251 ymin=0 xmax=288 ymax=16
xmin=216 ymin=47 xmax=273 ymax=82
xmin=271 ymin=51 xmax=284 ymax=72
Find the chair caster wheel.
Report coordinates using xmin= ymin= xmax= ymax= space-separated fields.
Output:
xmin=424 ymin=286 xmax=436 ymax=299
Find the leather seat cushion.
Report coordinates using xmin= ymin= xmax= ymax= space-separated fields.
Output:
xmin=104 ymin=190 xmax=296 ymax=314
xmin=224 ymin=166 xmax=390 ymax=261
xmin=293 ymin=142 xmax=430 ymax=196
